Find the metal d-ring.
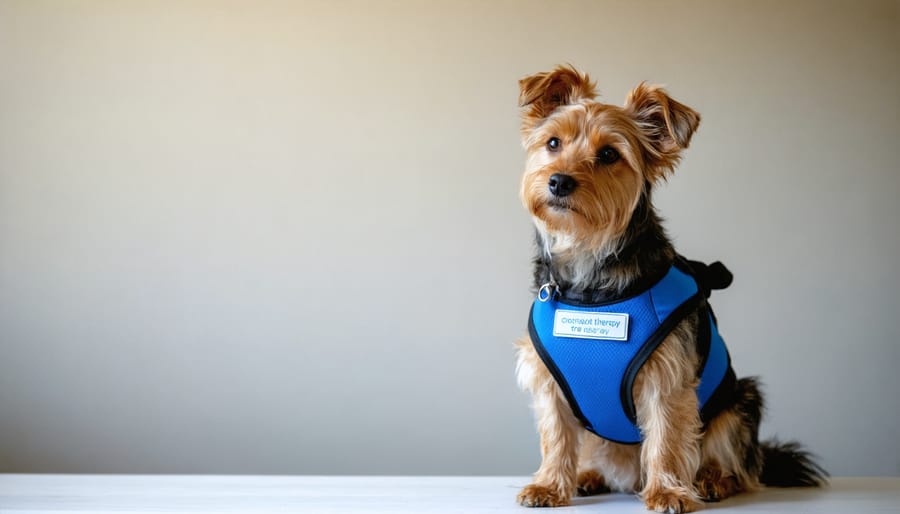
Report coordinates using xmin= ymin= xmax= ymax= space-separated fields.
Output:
xmin=538 ymin=283 xmax=556 ymax=302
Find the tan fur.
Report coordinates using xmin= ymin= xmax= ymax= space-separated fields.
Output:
xmin=514 ymin=336 xmax=581 ymax=506
xmin=577 ymin=432 xmax=641 ymax=493
xmin=633 ymin=327 xmax=704 ymax=512
xmin=696 ymin=464 xmax=741 ymax=502
xmin=699 ymin=409 xmax=762 ymax=497
xmin=575 ymin=469 xmax=609 ymax=496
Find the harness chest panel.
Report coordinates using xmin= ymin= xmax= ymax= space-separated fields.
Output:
xmin=528 ymin=264 xmax=733 ymax=444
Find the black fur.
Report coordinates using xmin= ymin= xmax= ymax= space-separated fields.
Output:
xmin=732 ymin=377 xmax=765 ymax=478
xmin=760 ymin=440 xmax=829 ymax=487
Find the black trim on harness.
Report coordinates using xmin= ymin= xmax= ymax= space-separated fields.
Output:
xmin=528 ymin=308 xmax=589 ymax=427
xmin=619 ymin=292 xmax=705 ymax=424
xmin=700 ymin=365 xmax=736 ymax=424
xmin=696 ymin=306 xmax=713 ymax=375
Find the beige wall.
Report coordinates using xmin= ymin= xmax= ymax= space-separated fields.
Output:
xmin=1 ymin=0 xmax=897 ymax=475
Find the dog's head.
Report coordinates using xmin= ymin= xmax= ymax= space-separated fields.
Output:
xmin=519 ymin=65 xmax=700 ymax=251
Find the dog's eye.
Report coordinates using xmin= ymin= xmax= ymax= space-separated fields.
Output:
xmin=596 ymin=145 xmax=620 ymax=165
xmin=547 ymin=137 xmax=561 ymax=152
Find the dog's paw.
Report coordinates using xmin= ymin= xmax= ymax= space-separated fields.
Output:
xmin=643 ymin=487 xmax=703 ymax=513
xmin=576 ymin=470 xmax=610 ymax=496
xmin=516 ymin=484 xmax=570 ymax=507
xmin=696 ymin=467 xmax=740 ymax=502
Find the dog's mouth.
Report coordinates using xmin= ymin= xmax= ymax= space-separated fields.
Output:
xmin=547 ymin=197 xmax=577 ymax=213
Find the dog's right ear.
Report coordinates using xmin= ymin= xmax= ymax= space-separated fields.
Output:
xmin=519 ymin=65 xmax=597 ymax=128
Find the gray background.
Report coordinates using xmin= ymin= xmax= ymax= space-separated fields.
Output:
xmin=1 ymin=0 xmax=898 ymax=476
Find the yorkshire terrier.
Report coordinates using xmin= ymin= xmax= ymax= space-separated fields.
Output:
xmin=514 ymin=66 xmax=825 ymax=513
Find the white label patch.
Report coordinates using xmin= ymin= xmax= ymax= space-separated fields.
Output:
xmin=552 ymin=310 xmax=629 ymax=341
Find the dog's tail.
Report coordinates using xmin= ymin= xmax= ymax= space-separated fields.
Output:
xmin=732 ymin=377 xmax=827 ymax=488
xmin=759 ymin=439 xmax=828 ymax=487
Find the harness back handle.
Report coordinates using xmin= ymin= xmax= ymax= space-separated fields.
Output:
xmin=680 ymin=258 xmax=733 ymax=298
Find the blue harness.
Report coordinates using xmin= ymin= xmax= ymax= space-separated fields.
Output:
xmin=528 ymin=259 xmax=736 ymax=444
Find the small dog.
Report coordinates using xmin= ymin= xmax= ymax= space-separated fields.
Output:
xmin=514 ymin=66 xmax=825 ymax=513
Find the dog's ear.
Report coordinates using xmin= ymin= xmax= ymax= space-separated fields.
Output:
xmin=519 ymin=65 xmax=597 ymax=126
xmin=625 ymin=83 xmax=700 ymax=166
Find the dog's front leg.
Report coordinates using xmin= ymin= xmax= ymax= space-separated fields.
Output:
xmin=517 ymin=377 xmax=581 ymax=507
xmin=634 ymin=340 xmax=704 ymax=513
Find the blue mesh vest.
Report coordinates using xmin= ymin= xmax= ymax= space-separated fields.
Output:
xmin=528 ymin=259 xmax=736 ymax=444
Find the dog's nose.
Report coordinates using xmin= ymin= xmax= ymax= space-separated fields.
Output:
xmin=548 ymin=173 xmax=577 ymax=197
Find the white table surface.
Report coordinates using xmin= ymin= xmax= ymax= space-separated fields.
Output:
xmin=0 ymin=475 xmax=897 ymax=514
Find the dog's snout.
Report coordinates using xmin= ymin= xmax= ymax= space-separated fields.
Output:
xmin=548 ymin=173 xmax=577 ymax=197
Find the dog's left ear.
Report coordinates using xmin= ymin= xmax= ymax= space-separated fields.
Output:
xmin=519 ymin=65 xmax=597 ymax=130
xmin=625 ymin=83 xmax=700 ymax=162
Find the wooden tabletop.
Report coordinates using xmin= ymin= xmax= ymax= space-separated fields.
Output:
xmin=1 ymin=475 xmax=897 ymax=513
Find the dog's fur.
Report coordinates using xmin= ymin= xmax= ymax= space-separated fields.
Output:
xmin=514 ymin=66 xmax=825 ymax=513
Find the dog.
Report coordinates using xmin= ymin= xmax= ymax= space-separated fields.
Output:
xmin=514 ymin=66 xmax=825 ymax=513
